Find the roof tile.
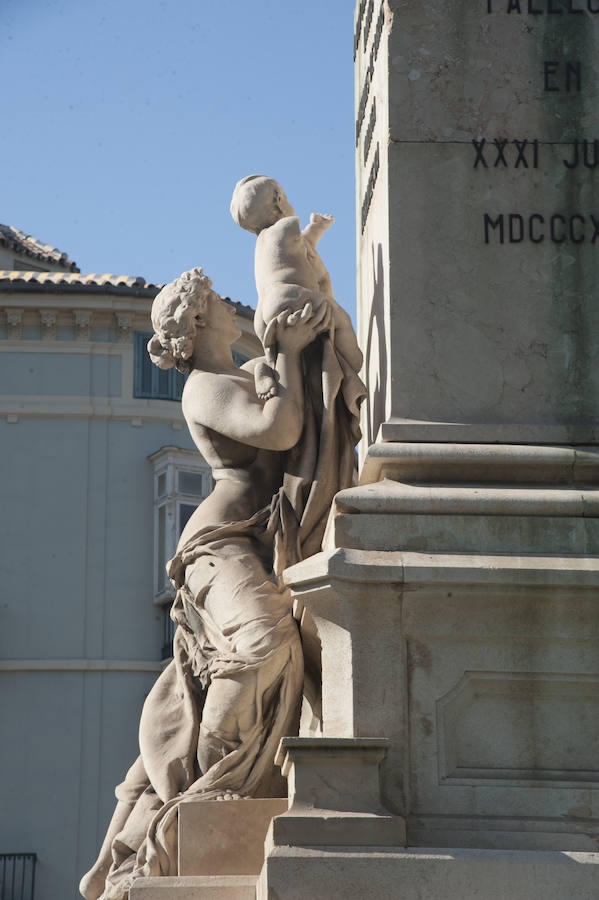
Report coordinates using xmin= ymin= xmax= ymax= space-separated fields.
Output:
xmin=0 ymin=270 xmax=255 ymax=318
xmin=0 ymin=224 xmax=79 ymax=271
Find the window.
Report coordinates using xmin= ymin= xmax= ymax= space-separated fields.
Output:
xmin=150 ymin=447 xmax=214 ymax=658
xmin=149 ymin=446 xmax=213 ymax=606
xmin=134 ymin=331 xmax=186 ymax=400
xmin=135 ymin=331 xmax=252 ymax=401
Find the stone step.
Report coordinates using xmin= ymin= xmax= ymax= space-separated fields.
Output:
xmin=129 ymin=875 xmax=256 ymax=899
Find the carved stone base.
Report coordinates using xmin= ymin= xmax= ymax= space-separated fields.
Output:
xmin=287 ymin=545 xmax=599 ymax=851
xmin=268 ymin=738 xmax=406 ymax=850
xmin=286 ymin=435 xmax=599 ymax=852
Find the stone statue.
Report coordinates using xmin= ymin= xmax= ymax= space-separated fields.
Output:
xmin=230 ymin=175 xmax=363 ymax=402
xmin=81 ymin=187 xmax=364 ymax=899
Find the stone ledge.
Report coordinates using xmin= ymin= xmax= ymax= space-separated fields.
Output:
xmin=258 ymin=845 xmax=599 ymax=900
xmin=330 ymin=511 xmax=599 ymax=555
xmin=129 ymin=875 xmax=256 ymax=899
xmin=285 ymin=547 xmax=599 ymax=591
xmin=360 ymin=441 xmax=599 ymax=486
xmin=377 ymin=420 xmax=599 ymax=446
xmin=275 ymin=737 xmax=390 ymax=769
xmin=336 ymin=479 xmax=599 ymax=517
xmin=407 ymin=814 xmax=599 ymax=853
xmin=270 ymin=812 xmax=405 ymax=848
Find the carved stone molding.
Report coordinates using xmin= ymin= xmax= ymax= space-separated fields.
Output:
xmin=40 ymin=309 xmax=58 ymax=340
xmin=6 ymin=308 xmax=23 ymax=340
xmin=115 ymin=312 xmax=132 ymax=343
xmin=437 ymin=670 xmax=599 ymax=788
xmin=74 ymin=310 xmax=92 ymax=341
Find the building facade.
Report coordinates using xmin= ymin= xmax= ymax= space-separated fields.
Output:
xmin=0 ymin=226 xmax=260 ymax=899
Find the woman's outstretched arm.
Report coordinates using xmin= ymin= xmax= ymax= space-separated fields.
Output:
xmin=183 ymin=303 xmax=331 ymax=452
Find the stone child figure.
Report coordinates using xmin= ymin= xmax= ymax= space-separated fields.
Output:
xmin=230 ymin=175 xmax=363 ymax=399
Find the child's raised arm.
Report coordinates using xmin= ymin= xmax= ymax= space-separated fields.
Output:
xmin=302 ymin=212 xmax=334 ymax=248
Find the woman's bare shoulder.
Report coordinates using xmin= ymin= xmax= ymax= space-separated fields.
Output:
xmin=182 ymin=369 xmax=257 ymax=423
xmin=182 ymin=370 xmax=223 ymax=416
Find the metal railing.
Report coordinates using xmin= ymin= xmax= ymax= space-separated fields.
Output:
xmin=0 ymin=854 xmax=36 ymax=900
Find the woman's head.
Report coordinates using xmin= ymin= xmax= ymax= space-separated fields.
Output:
xmin=148 ymin=267 xmax=213 ymax=373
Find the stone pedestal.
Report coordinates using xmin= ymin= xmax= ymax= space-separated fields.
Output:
xmin=130 ymin=798 xmax=286 ymax=899
xmin=268 ymin=738 xmax=405 ymax=849
xmin=178 ymin=799 xmax=287 ymax=876
xmin=285 ymin=538 xmax=599 ymax=852
xmin=257 ymin=470 xmax=599 ymax=895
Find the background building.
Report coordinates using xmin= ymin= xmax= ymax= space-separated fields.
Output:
xmin=0 ymin=225 xmax=260 ymax=900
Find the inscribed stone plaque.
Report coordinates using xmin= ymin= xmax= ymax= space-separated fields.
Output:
xmin=356 ymin=0 xmax=599 ymax=446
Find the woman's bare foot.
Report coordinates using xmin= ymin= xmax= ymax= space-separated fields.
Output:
xmin=254 ymin=359 xmax=278 ymax=400
xmin=214 ymin=789 xmax=251 ymax=801
xmin=79 ymin=859 xmax=111 ymax=900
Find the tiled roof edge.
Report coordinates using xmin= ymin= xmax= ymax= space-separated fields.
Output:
xmin=0 ymin=271 xmax=254 ymax=317
xmin=0 ymin=225 xmax=79 ymax=271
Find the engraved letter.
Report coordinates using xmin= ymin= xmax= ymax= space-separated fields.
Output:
xmin=473 ymin=138 xmax=488 ymax=168
xmin=529 ymin=214 xmax=545 ymax=243
xmin=544 ymin=62 xmax=560 ymax=91
xmin=507 ymin=0 xmax=522 ymax=11
xmin=493 ymin=139 xmax=509 ymax=167
xmin=484 ymin=214 xmax=505 ymax=244
xmin=514 ymin=140 xmax=529 ymax=168
xmin=590 ymin=214 xmax=599 ymax=243
xmin=509 ymin=214 xmax=524 ymax=243
xmin=563 ymin=140 xmax=579 ymax=168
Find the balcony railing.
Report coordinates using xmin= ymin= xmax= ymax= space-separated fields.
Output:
xmin=0 ymin=854 xmax=36 ymax=900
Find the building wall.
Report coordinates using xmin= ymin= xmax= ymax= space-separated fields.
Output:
xmin=0 ymin=286 xmax=259 ymax=899
xmin=0 ymin=240 xmax=76 ymax=273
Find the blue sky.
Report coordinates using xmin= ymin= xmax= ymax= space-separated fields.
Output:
xmin=0 ymin=0 xmax=358 ymax=319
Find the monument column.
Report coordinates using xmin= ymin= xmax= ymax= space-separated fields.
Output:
xmin=357 ymin=0 xmax=599 ymax=450
xmin=266 ymin=2 xmax=599 ymax=896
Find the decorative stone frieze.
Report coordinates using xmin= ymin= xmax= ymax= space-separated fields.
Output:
xmin=40 ymin=309 xmax=58 ymax=340
xmin=74 ymin=310 xmax=92 ymax=341
xmin=115 ymin=312 xmax=132 ymax=342
xmin=5 ymin=308 xmax=23 ymax=340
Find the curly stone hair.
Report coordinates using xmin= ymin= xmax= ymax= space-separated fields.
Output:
xmin=147 ymin=267 xmax=213 ymax=374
